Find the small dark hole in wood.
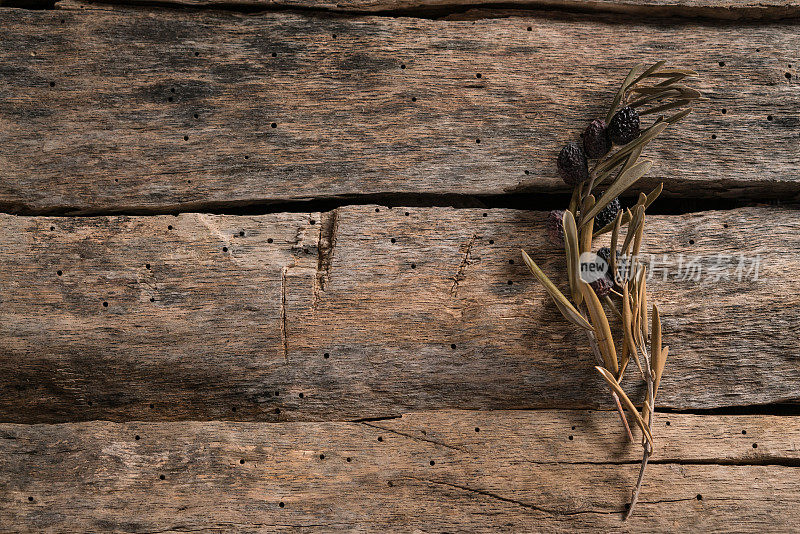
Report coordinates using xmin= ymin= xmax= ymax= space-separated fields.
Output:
xmin=753 ymin=443 xmax=758 ymax=448
xmin=267 ymin=238 xmax=273 ymax=243
xmin=405 ymin=212 xmax=410 ymax=216
xmin=244 ymin=155 xmax=249 ymax=159
xmin=275 ymin=408 xmax=281 ymax=414
xmin=114 ymin=179 xmax=119 ymax=183
xmin=476 ymin=73 xmax=482 ymax=78
xmin=61 ymin=19 xmax=65 ymax=23
xmin=476 ymin=139 xmax=481 ymax=144
xmin=346 ymin=457 xmax=352 ymax=462
xmin=786 ymin=73 xmax=792 ymax=80
xmin=451 ymin=344 xmax=456 ymax=349
xmin=168 ymin=225 xmax=173 ymax=230
xmin=194 ymin=113 xmax=199 ymax=119
xmin=488 ymin=239 xmax=494 ymax=244
xmin=324 ymin=352 xmax=330 ymax=359
xmin=87 ymin=400 xmax=93 ymax=406
xmin=507 ymin=280 xmax=513 ymax=285
xmin=475 ymin=427 xmax=480 ymax=432
xmin=187 ymin=180 xmax=192 ymax=184
xmin=411 ymin=97 xmax=417 ymax=102
xmin=568 ymin=435 xmax=573 ymax=440
xmin=400 ymin=64 xmax=406 ymax=69
xmin=411 ymin=263 xmax=416 ymax=269
xmin=721 ymin=109 xmax=727 ymax=114
xmin=421 ymin=430 xmax=426 ymax=435
xmin=310 ymin=220 xmax=316 ymax=225
xmin=696 ymin=494 xmax=702 ymax=501
xmin=272 ymin=52 xmax=277 ymax=57
xmin=429 ymin=460 xmax=435 ymax=466
xmin=718 ymin=61 xmax=725 ymax=67
xmin=135 ymin=435 xmax=140 ymax=440
xmin=756 ymin=48 xmax=760 ymax=52
xmin=332 ymin=34 xmax=337 ymax=38
xmin=742 ymin=429 xmax=746 ymax=434
xmin=387 ymin=481 xmax=393 ymax=487
xmin=377 ymin=436 xmax=383 ymax=442
xmin=275 ymin=390 xmax=279 ymax=396
xmin=50 ymin=226 xmax=55 ymax=230
xmin=240 ymin=459 xmax=245 ymax=464
xmin=167 ymin=97 xmax=173 ymax=102
xmin=184 ymin=135 xmax=189 ymax=141
xmin=271 ymin=123 xmax=277 ymax=128
xmin=28 ymin=497 xmax=33 ymax=502
xmin=390 ymin=238 xmax=396 ymax=243
xmin=767 ymin=115 xmax=773 ymax=121
xmin=298 ymin=392 xmax=304 ymax=398
xmin=57 ymin=270 xmax=62 ymax=276
xmin=222 ymin=246 xmax=228 ymax=252
xmin=170 ymin=88 xmax=175 ymax=93
xmin=150 ymin=297 xmax=155 ymax=302
xmin=509 ymin=259 xmax=514 ymax=264
xmin=49 ymin=81 xmax=55 ymax=87
xmin=524 ymin=170 xmax=530 ymax=175
xmin=527 ymin=26 xmax=532 ymax=31
xmin=149 ymin=403 xmax=154 ymax=409
xmin=572 ymin=426 xmax=576 ymax=430
xmin=195 ymin=52 xmax=200 ymax=57
xmin=483 ymin=213 xmax=488 ymax=217
xmin=279 ymin=501 xmax=285 ymax=507
xmin=711 ymin=134 xmax=717 ymax=139
xmin=724 ymin=223 xmax=729 ymax=228
xmin=320 ymin=454 xmax=325 ymax=460
xmin=159 ymin=475 xmax=165 ymax=480
xmin=102 ymin=301 xmax=108 ymax=307
xmin=375 ymin=208 xmax=380 ymax=212
xmin=239 ymin=231 xmax=245 ymax=236
xmin=689 ymin=239 xmax=695 ymax=245
xmin=666 ymin=421 xmax=671 ymax=426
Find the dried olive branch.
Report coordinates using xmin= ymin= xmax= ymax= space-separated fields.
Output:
xmin=521 ymin=61 xmax=700 ymax=519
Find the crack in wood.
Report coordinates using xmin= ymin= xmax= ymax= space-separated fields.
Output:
xmin=450 ymin=233 xmax=477 ymax=297
xmin=361 ymin=421 xmax=467 ymax=452
xmin=280 ymin=266 xmax=289 ymax=364
xmin=314 ymin=208 xmax=339 ymax=306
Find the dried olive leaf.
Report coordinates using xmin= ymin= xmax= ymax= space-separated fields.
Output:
xmin=640 ymin=99 xmax=693 ymax=117
xmin=651 ymin=304 xmax=665 ymax=393
xmin=579 ymin=280 xmax=618 ymax=374
xmin=655 ymin=346 xmax=669 ymax=396
xmin=606 ymin=63 xmax=644 ymax=123
xmin=622 ymin=205 xmax=645 ymax=254
xmin=595 ymin=366 xmax=654 ymax=448
xmin=582 ymin=162 xmax=653 ymax=228
xmin=610 ymin=210 xmax=622 ymax=277
xmin=622 ymin=283 xmax=643 ymax=377
xmin=580 ymin=195 xmax=595 ymax=253
xmin=521 ymin=249 xmax=593 ymax=331
xmin=640 ymin=269 xmax=648 ymax=342
xmin=629 ymin=60 xmax=667 ymax=86
xmin=563 ymin=210 xmax=583 ymax=306
xmin=632 ymin=210 xmax=645 ymax=256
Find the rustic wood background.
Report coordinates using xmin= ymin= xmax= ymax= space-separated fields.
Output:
xmin=1 ymin=0 xmax=798 ymax=531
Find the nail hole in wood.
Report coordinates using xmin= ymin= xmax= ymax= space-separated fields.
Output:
xmin=49 ymin=81 xmax=55 ymax=87
xmin=102 ymin=301 xmax=108 ymax=307
xmin=193 ymin=113 xmax=199 ymax=119
xmin=411 ymin=97 xmax=417 ymax=102
xmin=346 ymin=457 xmax=352 ymax=462
xmin=666 ymin=421 xmax=670 ymax=426
xmin=135 ymin=435 xmax=140 ymax=440
xmin=320 ymin=454 xmax=325 ymax=460
xmin=742 ymin=429 xmax=747 ymax=434
xmin=324 ymin=352 xmax=330 ymax=359
xmin=527 ymin=26 xmax=532 ymax=31
xmin=718 ymin=61 xmax=725 ymax=66
xmin=476 ymin=139 xmax=481 ymax=144
xmin=149 ymin=403 xmax=154 ymax=409
xmin=377 ymin=436 xmax=383 ymax=442
xmin=183 ymin=135 xmax=189 ymax=141
xmin=767 ymin=115 xmax=773 ymax=121
xmin=274 ymin=408 xmax=281 ymax=414
xmin=411 ymin=263 xmax=416 ymax=269
xmin=689 ymin=239 xmax=695 ymax=245
xmin=57 ymin=270 xmax=62 ymax=276
xmin=390 ymin=238 xmax=396 ymax=243
xmin=195 ymin=51 xmax=200 ymax=57
xmin=159 ymin=474 xmax=165 ymax=480
xmin=28 ymin=497 xmax=33 ymax=502
xmin=271 ymin=123 xmax=277 ymax=128
xmin=267 ymin=238 xmax=273 ymax=243
xmin=240 ymin=459 xmax=245 ymax=464
xmin=476 ymin=73 xmax=482 ymax=78
xmin=509 ymin=259 xmax=514 ymax=264
xmin=279 ymin=502 xmax=285 ymax=507
xmin=696 ymin=494 xmax=703 ymax=501
xmin=711 ymin=134 xmax=717 ymax=139
xmin=571 ymin=426 xmax=576 ymax=430
xmin=239 ymin=231 xmax=245 ymax=237
xmin=429 ymin=460 xmax=435 ymax=466
xmin=786 ymin=73 xmax=792 ymax=80
xmin=168 ymin=225 xmax=173 ymax=230
xmin=150 ymin=297 xmax=155 ymax=302
xmin=375 ymin=208 xmax=380 ymax=212
xmin=483 ymin=213 xmax=488 ymax=217
xmin=524 ymin=170 xmax=530 ymax=175
xmin=753 ymin=443 xmax=758 ymax=448
xmin=507 ymin=280 xmax=513 ymax=285
xmin=310 ymin=220 xmax=316 ymax=225
xmin=222 ymin=246 xmax=228 ymax=252
xmin=167 ymin=97 xmax=173 ymax=102
xmin=568 ymin=435 xmax=573 ymax=440
xmin=488 ymin=239 xmax=494 ymax=244
xmin=272 ymin=52 xmax=277 ymax=57
xmin=475 ymin=427 xmax=480 ymax=432
xmin=400 ymin=64 xmax=406 ymax=69
xmin=721 ymin=108 xmax=727 ymax=114
xmin=50 ymin=226 xmax=55 ymax=230
xmin=404 ymin=212 xmax=410 ymax=216
xmin=451 ymin=344 xmax=456 ymax=349
xmin=232 ymin=406 xmax=237 ymax=412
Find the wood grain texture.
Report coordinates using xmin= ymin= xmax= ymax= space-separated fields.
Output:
xmin=74 ymin=0 xmax=800 ymax=20
xmin=1 ymin=411 xmax=798 ymax=532
xmin=1 ymin=205 xmax=797 ymax=423
xmin=2 ymin=4 xmax=800 ymax=214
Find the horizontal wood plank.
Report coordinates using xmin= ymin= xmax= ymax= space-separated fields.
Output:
xmin=1 ymin=5 xmax=799 ymax=213
xmin=1 ymin=206 xmax=797 ymax=422
xmin=55 ymin=0 xmax=800 ymax=20
xmin=1 ymin=411 xmax=798 ymax=532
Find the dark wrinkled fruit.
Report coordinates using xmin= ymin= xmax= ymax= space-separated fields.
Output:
xmin=608 ymin=106 xmax=641 ymax=145
xmin=557 ymin=142 xmax=589 ymax=186
xmin=593 ymin=197 xmax=622 ymax=231
xmin=597 ymin=247 xmax=624 ymax=283
xmin=581 ymin=119 xmax=612 ymax=159
xmin=590 ymin=276 xmax=613 ymax=297
xmin=547 ymin=210 xmax=565 ymax=247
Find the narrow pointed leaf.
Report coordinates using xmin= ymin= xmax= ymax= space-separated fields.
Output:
xmin=563 ymin=210 xmax=582 ymax=306
xmin=640 ymin=99 xmax=693 ymax=116
xmin=520 ymin=249 xmax=593 ymax=331
xmin=666 ymin=108 xmax=693 ymax=124
xmin=651 ymin=304 xmax=664 ymax=392
xmin=579 ymin=280 xmax=618 ymax=374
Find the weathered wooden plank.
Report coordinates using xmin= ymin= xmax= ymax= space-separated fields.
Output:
xmin=1 ymin=5 xmax=799 ymax=213
xmin=1 ymin=412 xmax=798 ymax=532
xmin=57 ymin=0 xmax=800 ymax=20
xmin=0 ymin=206 xmax=796 ymax=422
